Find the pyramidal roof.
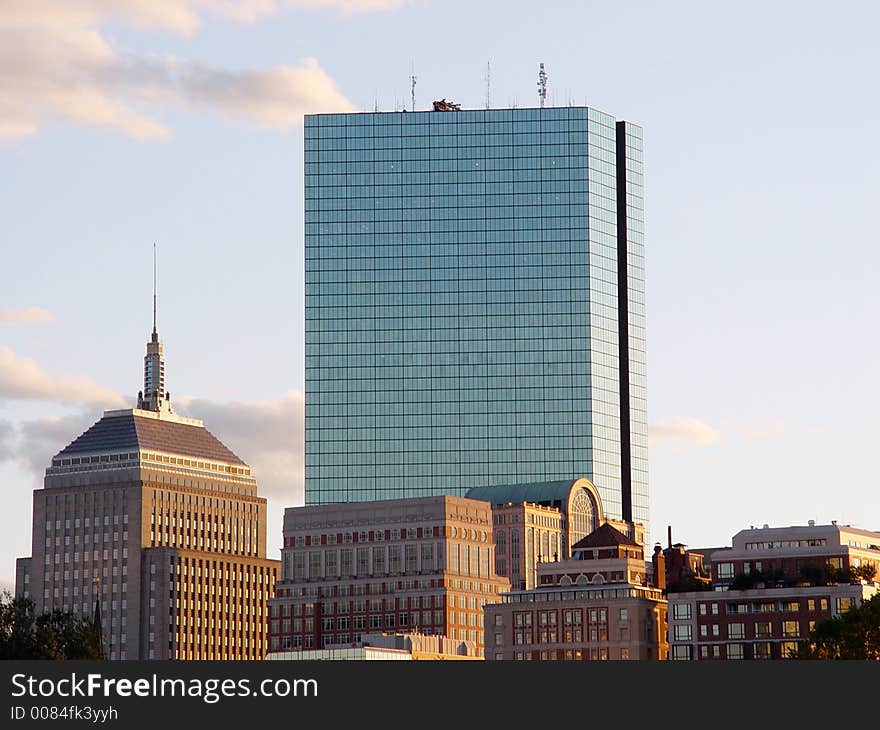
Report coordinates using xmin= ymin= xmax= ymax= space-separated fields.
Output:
xmin=56 ymin=410 xmax=247 ymax=466
xmin=571 ymin=522 xmax=640 ymax=551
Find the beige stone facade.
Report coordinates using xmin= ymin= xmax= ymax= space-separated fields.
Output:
xmin=492 ymin=502 xmax=563 ymax=590
xmin=486 ymin=522 xmax=667 ymax=660
xmin=15 ymin=328 xmax=278 ymax=660
xmin=269 ymin=495 xmax=510 ymax=656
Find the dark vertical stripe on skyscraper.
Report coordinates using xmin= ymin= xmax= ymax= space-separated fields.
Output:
xmin=615 ymin=121 xmax=633 ymax=523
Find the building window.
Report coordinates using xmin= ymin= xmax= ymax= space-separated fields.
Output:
xmin=672 ymin=603 xmax=692 ymax=620
xmin=754 ymin=621 xmax=772 ymax=638
xmin=671 ymin=645 xmax=692 ymax=661
xmin=717 ymin=563 xmax=734 ymax=579
xmin=728 ymin=623 xmax=745 ymax=640
xmin=782 ymin=620 xmax=799 ymax=638
xmin=753 ymin=642 xmax=772 ymax=660
xmin=673 ymin=625 xmax=692 ymax=641
xmin=727 ymin=643 xmax=744 ymax=660
xmin=836 ymin=597 xmax=855 ymax=614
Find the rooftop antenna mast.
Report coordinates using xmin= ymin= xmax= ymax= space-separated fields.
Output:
xmin=538 ymin=63 xmax=548 ymax=108
xmin=485 ymin=60 xmax=491 ymax=109
xmin=410 ymin=62 xmax=417 ymax=111
xmin=152 ymin=242 xmax=157 ymax=335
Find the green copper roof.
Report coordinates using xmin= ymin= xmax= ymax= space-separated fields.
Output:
xmin=464 ymin=479 xmax=577 ymax=507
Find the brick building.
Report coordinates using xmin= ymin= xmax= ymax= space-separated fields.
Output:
xmin=268 ymin=496 xmax=510 ymax=656
xmin=486 ymin=522 xmax=667 ymax=660
xmin=667 ymin=521 xmax=880 ymax=660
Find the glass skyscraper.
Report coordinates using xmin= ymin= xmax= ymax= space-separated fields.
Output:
xmin=304 ymin=105 xmax=647 ymax=528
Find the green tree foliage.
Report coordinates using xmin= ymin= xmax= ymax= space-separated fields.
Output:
xmin=796 ymin=593 xmax=880 ymax=660
xmin=0 ymin=592 xmax=103 ymax=660
xmin=853 ymin=564 xmax=877 ymax=582
xmin=729 ymin=569 xmax=786 ymax=591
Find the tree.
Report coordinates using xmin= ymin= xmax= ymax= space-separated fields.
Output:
xmin=0 ymin=592 xmax=103 ymax=660
xmin=728 ymin=568 xmax=786 ymax=591
xmin=796 ymin=593 xmax=880 ymax=659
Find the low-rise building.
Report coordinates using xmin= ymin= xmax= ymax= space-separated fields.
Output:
xmin=709 ymin=521 xmax=880 ymax=589
xmin=267 ymin=632 xmax=480 ymax=661
xmin=466 ymin=477 xmax=645 ymax=592
xmin=667 ymin=521 xmax=880 ymax=660
xmin=268 ymin=495 xmax=510 ymax=657
xmin=486 ymin=522 xmax=667 ymax=660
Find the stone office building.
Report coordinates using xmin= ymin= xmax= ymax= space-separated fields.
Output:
xmin=15 ymin=320 xmax=279 ymax=659
xmin=268 ymin=495 xmax=510 ymax=656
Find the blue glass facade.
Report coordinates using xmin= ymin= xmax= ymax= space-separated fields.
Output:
xmin=304 ymin=106 xmax=647 ymax=529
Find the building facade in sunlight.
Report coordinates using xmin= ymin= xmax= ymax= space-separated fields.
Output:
xmin=15 ymin=319 xmax=279 ymax=660
xmin=304 ymin=104 xmax=648 ymax=530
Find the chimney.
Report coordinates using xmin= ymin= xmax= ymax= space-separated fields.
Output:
xmin=808 ymin=519 xmax=815 ymax=527
xmin=667 ymin=525 xmax=672 ymax=549
xmin=652 ymin=544 xmax=666 ymax=592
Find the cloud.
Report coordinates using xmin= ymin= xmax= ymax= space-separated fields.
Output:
xmin=649 ymin=416 xmax=720 ymax=445
xmin=167 ymin=57 xmax=353 ymax=130
xmin=0 ymin=390 xmax=304 ymax=503
xmin=0 ymin=0 xmax=385 ymax=141
xmin=287 ymin=0 xmax=408 ymax=13
xmin=739 ymin=419 xmax=785 ymax=439
xmin=0 ymin=420 xmax=16 ymax=462
xmin=10 ymin=412 xmax=103 ymax=477
xmin=0 ymin=346 xmax=126 ymax=408
xmin=0 ymin=308 xmax=55 ymax=325
xmin=176 ymin=391 xmax=304 ymax=505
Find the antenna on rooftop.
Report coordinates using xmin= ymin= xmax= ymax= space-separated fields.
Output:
xmin=409 ymin=61 xmax=417 ymax=111
xmin=538 ymin=63 xmax=548 ymax=108
xmin=485 ymin=61 xmax=491 ymax=109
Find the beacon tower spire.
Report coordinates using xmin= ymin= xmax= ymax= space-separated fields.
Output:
xmin=137 ymin=243 xmax=172 ymax=414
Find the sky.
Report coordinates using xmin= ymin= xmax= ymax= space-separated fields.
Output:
xmin=2 ymin=0 xmax=879 ymax=592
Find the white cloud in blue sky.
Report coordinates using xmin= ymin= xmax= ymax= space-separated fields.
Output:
xmin=0 ymin=308 xmax=55 ymax=325
xmin=0 ymin=0 xmax=396 ymax=140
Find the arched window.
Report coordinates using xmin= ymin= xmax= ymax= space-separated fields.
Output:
xmin=495 ymin=529 xmax=507 ymax=553
xmin=569 ymin=488 xmax=598 ymax=547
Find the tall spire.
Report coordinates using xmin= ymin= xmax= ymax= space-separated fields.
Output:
xmin=137 ymin=243 xmax=172 ymax=414
xmin=153 ymin=242 xmax=157 ymax=336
